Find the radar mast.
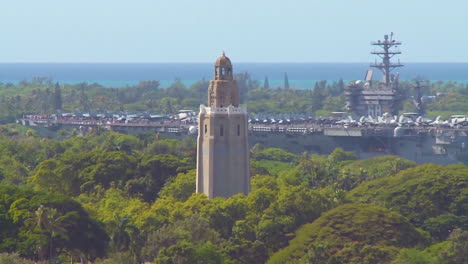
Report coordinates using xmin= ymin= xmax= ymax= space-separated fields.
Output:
xmin=370 ymin=33 xmax=403 ymax=88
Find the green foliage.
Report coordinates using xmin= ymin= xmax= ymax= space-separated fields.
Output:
xmin=268 ymin=203 xmax=430 ymax=264
xmin=253 ymin=186 xmax=339 ymax=253
xmin=222 ymin=238 xmax=268 ymax=264
xmin=432 ymin=229 xmax=468 ymax=264
xmin=0 ymin=185 xmax=108 ymax=261
xmin=335 ymin=155 xmax=416 ymax=190
xmin=246 ymin=185 xmax=276 ymax=213
xmin=0 ymin=252 xmax=45 ymax=264
xmin=94 ymin=252 xmax=137 ymax=264
xmin=159 ymin=170 xmax=196 ymax=201
xmin=77 ymin=187 xmax=150 ymax=229
xmin=426 ymin=92 xmax=468 ymax=114
xmin=251 ymin=175 xmax=278 ymax=191
xmin=322 ymin=95 xmax=345 ymax=112
xmin=348 ymin=164 xmax=468 ymax=240
xmin=398 ymin=229 xmax=468 ymax=264
xmin=0 ymin=78 xmax=211 ymax=119
xmin=155 ymin=241 xmax=233 ymax=264
xmin=129 ymin=153 xmax=182 ymax=201
xmin=252 ymin=148 xmax=298 ymax=163
xmin=145 ymin=137 xmax=196 ymax=161
xmin=0 ymin=78 xmax=467 ymax=123
xmin=422 ymin=213 xmax=468 ymax=241
xmin=250 ymin=159 xmax=294 ymax=177
xmin=85 ymin=151 xmax=138 ymax=189
xmin=144 ymin=215 xmax=222 ymax=262
xmin=1 ymin=119 xmax=468 ymax=263
xmin=276 ymin=149 xmax=393 ymax=191
xmin=0 ymin=131 xmax=365 ymax=263
xmin=0 ymin=126 xmax=59 ymax=185
xmin=278 ymin=154 xmax=329 ymax=188
xmin=392 ymin=248 xmax=438 ymax=264
xmin=327 ymin=147 xmax=358 ymax=164
xmin=28 ymin=131 xmax=191 ymax=202
xmin=0 ymin=76 xmax=353 ymax=118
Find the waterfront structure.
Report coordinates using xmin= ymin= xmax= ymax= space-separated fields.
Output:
xmin=345 ymin=33 xmax=403 ymax=117
xmin=195 ymin=54 xmax=250 ymax=198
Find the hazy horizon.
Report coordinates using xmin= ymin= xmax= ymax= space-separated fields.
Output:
xmin=1 ymin=63 xmax=467 ymax=89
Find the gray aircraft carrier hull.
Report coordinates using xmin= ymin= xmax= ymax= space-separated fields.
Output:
xmin=20 ymin=118 xmax=468 ymax=165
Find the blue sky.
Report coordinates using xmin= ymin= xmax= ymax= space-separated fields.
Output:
xmin=1 ymin=0 xmax=467 ymax=63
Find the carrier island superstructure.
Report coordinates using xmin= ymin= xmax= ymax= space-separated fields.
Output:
xmin=345 ymin=32 xmax=404 ymax=117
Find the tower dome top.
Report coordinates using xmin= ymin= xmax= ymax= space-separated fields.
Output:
xmin=215 ymin=52 xmax=232 ymax=68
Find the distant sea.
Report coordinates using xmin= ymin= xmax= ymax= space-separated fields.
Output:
xmin=0 ymin=63 xmax=467 ymax=89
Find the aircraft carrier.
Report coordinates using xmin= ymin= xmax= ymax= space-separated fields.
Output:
xmin=18 ymin=34 xmax=468 ymax=165
xmin=18 ymin=112 xmax=468 ymax=165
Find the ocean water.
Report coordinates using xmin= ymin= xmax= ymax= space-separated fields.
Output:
xmin=0 ymin=63 xmax=467 ymax=89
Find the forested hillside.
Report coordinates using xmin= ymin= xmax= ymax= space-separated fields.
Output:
xmin=0 ymin=124 xmax=466 ymax=263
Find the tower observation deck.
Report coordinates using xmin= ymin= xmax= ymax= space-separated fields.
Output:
xmin=370 ymin=33 xmax=404 ymax=88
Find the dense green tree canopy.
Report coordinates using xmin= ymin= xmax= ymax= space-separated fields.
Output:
xmin=0 ymin=185 xmax=108 ymax=261
xmin=0 ymin=123 xmax=466 ymax=263
xmin=348 ymin=164 xmax=468 ymax=241
xmin=268 ymin=203 xmax=430 ymax=264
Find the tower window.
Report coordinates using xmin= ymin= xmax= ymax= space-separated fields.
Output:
xmin=237 ymin=124 xmax=240 ymax=136
xmin=220 ymin=125 xmax=224 ymax=136
xmin=205 ymin=124 xmax=207 ymax=134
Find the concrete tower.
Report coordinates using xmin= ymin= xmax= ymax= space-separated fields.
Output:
xmin=196 ymin=53 xmax=250 ymax=198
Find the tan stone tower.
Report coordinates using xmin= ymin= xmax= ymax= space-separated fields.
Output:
xmin=196 ymin=53 xmax=250 ymax=198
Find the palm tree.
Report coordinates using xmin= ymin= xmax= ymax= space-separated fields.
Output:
xmin=107 ymin=214 xmax=131 ymax=253
xmin=25 ymin=205 xmax=68 ymax=263
xmin=108 ymin=214 xmax=143 ymax=264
